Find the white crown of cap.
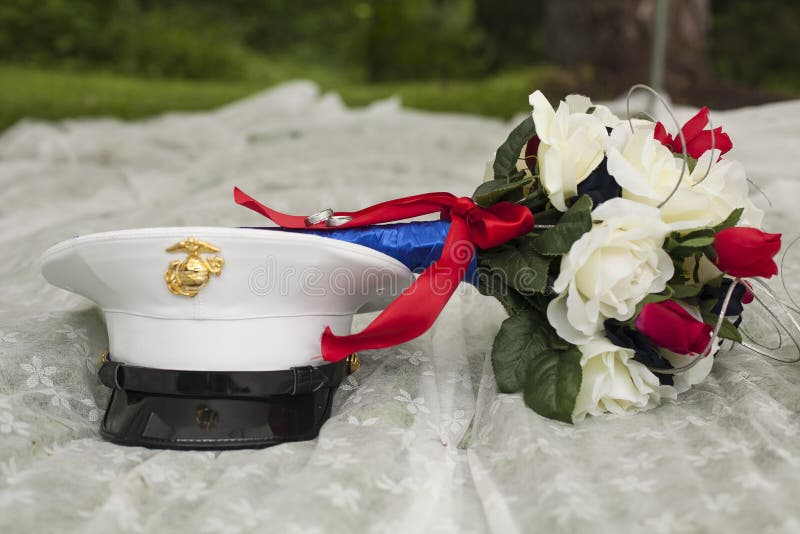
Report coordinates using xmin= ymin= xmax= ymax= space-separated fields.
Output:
xmin=41 ymin=227 xmax=414 ymax=371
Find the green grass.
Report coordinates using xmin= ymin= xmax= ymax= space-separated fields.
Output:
xmin=338 ymin=67 xmax=574 ymax=118
xmin=0 ymin=63 xmax=573 ymax=132
xmin=0 ymin=65 xmax=262 ymax=131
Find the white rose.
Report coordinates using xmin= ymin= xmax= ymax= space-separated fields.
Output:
xmin=573 ymin=337 xmax=676 ymax=422
xmin=563 ymin=94 xmax=621 ymax=128
xmin=606 ymin=121 xmax=763 ymax=230
xmin=547 ymin=198 xmax=674 ymax=345
xmin=688 ymin=152 xmax=764 ymax=228
xmin=660 ymin=350 xmax=716 ymax=394
xmin=530 ymin=91 xmax=612 ymax=211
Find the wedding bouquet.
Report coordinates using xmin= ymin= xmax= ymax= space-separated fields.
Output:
xmin=234 ymin=89 xmax=784 ymax=426
xmin=473 ymin=91 xmax=781 ymax=423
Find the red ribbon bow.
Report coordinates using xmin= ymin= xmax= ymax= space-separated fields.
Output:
xmin=234 ymin=187 xmax=534 ymax=362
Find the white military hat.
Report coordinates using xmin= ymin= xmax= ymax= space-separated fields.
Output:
xmin=41 ymin=226 xmax=413 ymax=449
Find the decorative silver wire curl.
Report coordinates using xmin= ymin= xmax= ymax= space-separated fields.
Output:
xmin=733 ymin=236 xmax=800 ymax=364
xmin=738 ymin=278 xmax=800 ymax=363
xmin=780 ymin=236 xmax=800 ymax=311
xmin=747 ymin=179 xmax=774 ymax=208
xmin=626 ymin=84 xmax=688 ymax=209
xmin=625 ymin=84 xmax=716 ymax=207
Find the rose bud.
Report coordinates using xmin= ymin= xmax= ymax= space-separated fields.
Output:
xmin=713 ymin=227 xmax=781 ymax=278
xmin=635 ymin=300 xmax=713 ymax=355
xmin=653 ymin=107 xmax=733 ymax=159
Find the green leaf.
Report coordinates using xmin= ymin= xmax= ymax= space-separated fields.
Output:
xmin=531 ymin=207 xmax=563 ymax=226
xmin=678 ymin=235 xmax=715 ymax=248
xmin=478 ymin=236 xmax=552 ymax=294
xmin=713 ymin=208 xmax=744 ymax=233
xmin=699 ymin=298 xmax=717 ymax=314
xmin=491 ymin=312 xmax=551 ymax=393
xmin=665 ymin=228 xmax=717 ymax=258
xmin=523 ymin=347 xmax=582 ymax=424
xmin=701 ymin=312 xmax=743 ymax=343
xmin=688 ymin=228 xmax=716 ymax=238
xmin=719 ymin=319 xmax=743 ymax=343
xmin=665 ymin=228 xmax=716 ymax=250
xmin=524 ymin=292 xmax=552 ymax=315
xmin=472 ymin=176 xmax=532 ymax=208
xmin=668 ymin=283 xmax=704 ymax=299
xmin=532 ymin=195 xmax=593 ymax=255
xmin=480 ymin=283 xmax=534 ymax=316
xmin=517 ymin=189 xmax=550 ymax=213
xmin=493 ymin=116 xmax=536 ymax=178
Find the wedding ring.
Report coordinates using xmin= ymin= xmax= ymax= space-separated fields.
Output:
xmin=326 ymin=216 xmax=353 ymax=227
xmin=305 ymin=208 xmax=333 ymax=226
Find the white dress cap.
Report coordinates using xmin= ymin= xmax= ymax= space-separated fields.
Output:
xmin=41 ymin=227 xmax=414 ymax=371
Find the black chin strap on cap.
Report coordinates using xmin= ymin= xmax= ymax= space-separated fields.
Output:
xmin=96 ymin=356 xmax=351 ymax=450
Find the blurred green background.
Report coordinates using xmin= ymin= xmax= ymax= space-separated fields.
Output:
xmin=1 ymin=0 xmax=798 ymax=131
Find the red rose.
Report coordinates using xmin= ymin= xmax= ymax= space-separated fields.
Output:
xmin=653 ymin=107 xmax=733 ymax=160
xmin=714 ymin=227 xmax=781 ymax=278
xmin=635 ymin=300 xmax=713 ymax=355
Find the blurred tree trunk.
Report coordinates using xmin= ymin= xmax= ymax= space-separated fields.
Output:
xmin=544 ymin=0 xmax=710 ymax=98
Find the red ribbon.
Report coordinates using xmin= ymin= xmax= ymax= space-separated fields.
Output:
xmin=234 ymin=187 xmax=534 ymax=362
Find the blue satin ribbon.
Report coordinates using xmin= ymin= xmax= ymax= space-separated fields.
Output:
xmin=257 ymin=221 xmax=478 ymax=286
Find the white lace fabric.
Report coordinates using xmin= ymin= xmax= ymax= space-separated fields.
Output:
xmin=0 ymin=82 xmax=798 ymax=533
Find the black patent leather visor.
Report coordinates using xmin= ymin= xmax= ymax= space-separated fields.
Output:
xmin=98 ymin=358 xmax=348 ymax=450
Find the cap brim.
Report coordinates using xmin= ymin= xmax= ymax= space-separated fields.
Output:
xmin=100 ymin=387 xmax=336 ymax=450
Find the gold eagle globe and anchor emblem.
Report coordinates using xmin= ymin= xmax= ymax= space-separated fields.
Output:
xmin=164 ymin=237 xmax=225 ymax=297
